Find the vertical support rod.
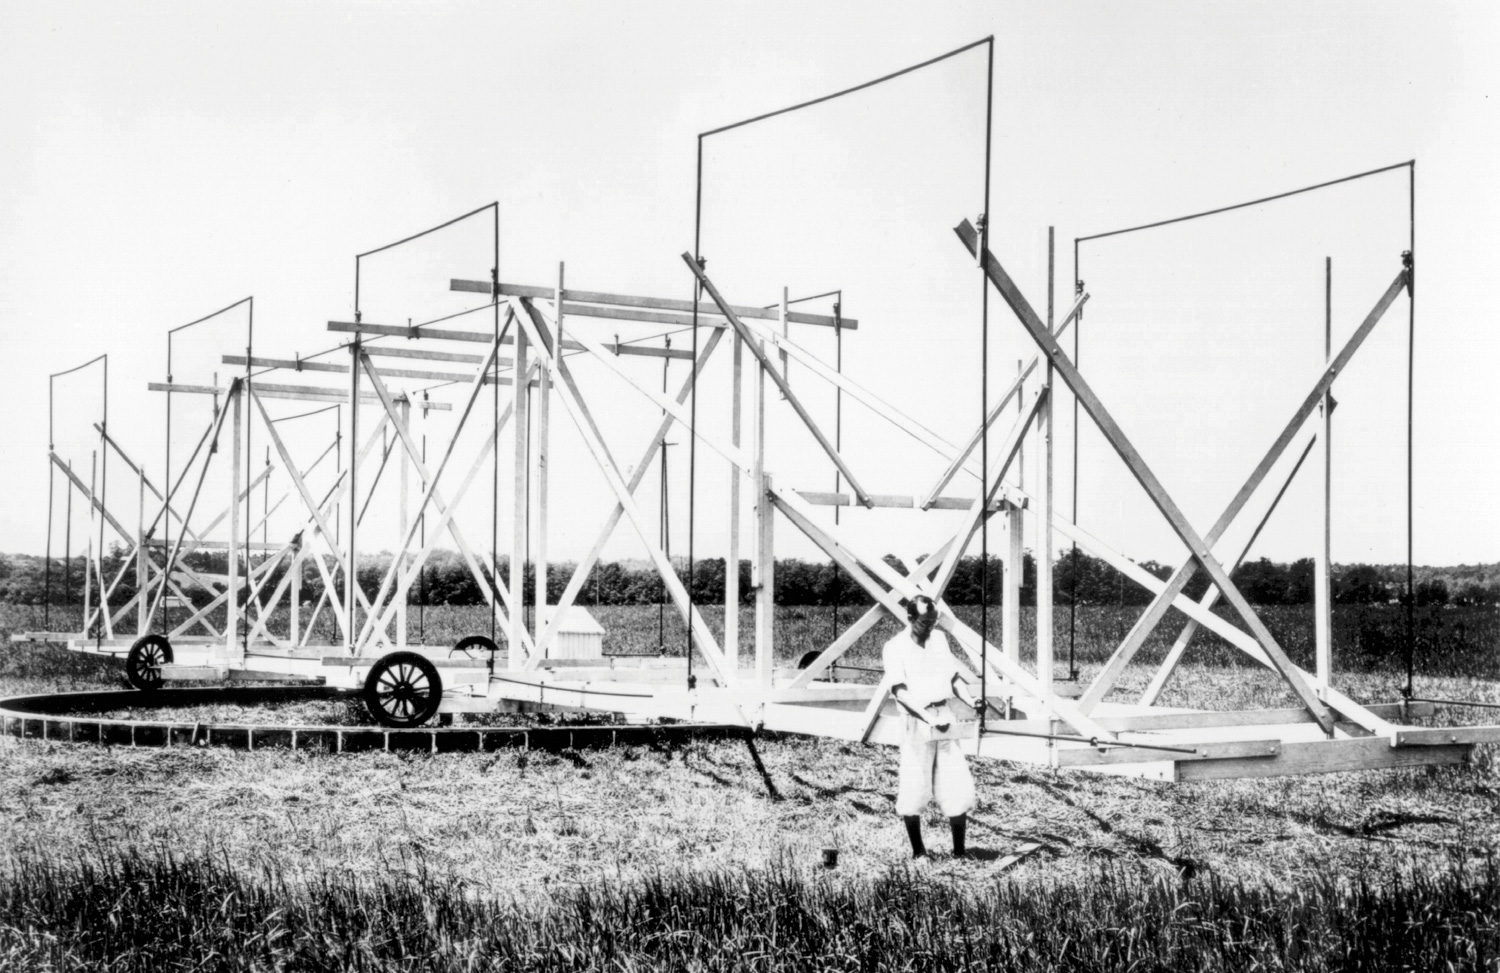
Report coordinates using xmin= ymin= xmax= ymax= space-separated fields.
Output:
xmin=1314 ymin=257 xmax=1334 ymax=692
xmin=510 ymin=323 xmax=530 ymax=668
xmin=1035 ymin=233 xmax=1056 ymax=695
xmin=1404 ymin=162 xmax=1416 ymax=698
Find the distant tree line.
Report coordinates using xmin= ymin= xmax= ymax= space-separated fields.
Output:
xmin=1 ymin=548 xmax=1494 ymax=608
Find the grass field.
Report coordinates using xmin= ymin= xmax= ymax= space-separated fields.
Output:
xmin=2 ymin=602 xmax=1499 ymax=969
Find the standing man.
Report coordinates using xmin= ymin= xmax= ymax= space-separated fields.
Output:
xmin=882 ymin=595 xmax=980 ymax=859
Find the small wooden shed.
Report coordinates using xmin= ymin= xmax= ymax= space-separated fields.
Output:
xmin=538 ymin=606 xmax=606 ymax=660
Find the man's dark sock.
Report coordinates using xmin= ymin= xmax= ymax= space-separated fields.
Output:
xmin=903 ymin=816 xmax=926 ymax=858
xmin=950 ymin=814 xmax=967 ymax=858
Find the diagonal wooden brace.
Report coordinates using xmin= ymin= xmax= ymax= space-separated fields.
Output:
xmin=681 ymin=253 xmax=873 ymax=507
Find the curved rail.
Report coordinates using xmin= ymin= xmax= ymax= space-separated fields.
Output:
xmin=0 ymin=687 xmax=744 ymax=754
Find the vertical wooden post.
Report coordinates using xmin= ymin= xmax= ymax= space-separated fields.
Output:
xmin=778 ymin=286 xmax=789 ymax=396
xmin=510 ymin=325 xmax=530 ymax=669
xmin=1004 ymin=505 xmax=1022 ymax=667
xmin=83 ymin=452 xmax=95 ymax=636
xmin=1004 ymin=357 xmax=1023 ymax=673
xmin=346 ymin=339 xmax=359 ymax=654
xmin=397 ymin=397 xmax=410 ymax=648
xmin=752 ymin=320 xmax=772 ymax=685
xmin=756 ymin=473 xmax=775 ymax=687
xmin=136 ymin=469 xmax=147 ymax=635
xmin=290 ymin=549 xmax=301 ymax=646
xmin=725 ymin=333 xmax=743 ymax=676
xmin=1035 ymin=230 xmax=1055 ymax=693
xmin=228 ymin=384 xmax=242 ymax=654
xmin=1315 ymin=257 xmax=1333 ymax=691
xmin=537 ymin=264 xmax=558 ymax=623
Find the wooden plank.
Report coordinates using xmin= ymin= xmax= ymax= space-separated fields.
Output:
xmin=1394 ymin=726 xmax=1500 ymax=746
xmin=1003 ymin=504 xmax=1022 ymax=667
xmin=451 ymin=279 xmax=859 ymax=330
xmin=794 ymin=491 xmax=1009 ymax=511
xmin=328 ymin=320 xmax=587 ymax=354
xmin=1176 ymin=737 xmax=1468 ymax=780
xmin=726 ymin=332 xmax=742 ymax=675
xmin=683 ymin=254 xmax=873 ymax=506
xmin=511 ymin=311 xmax=530 ymax=670
xmin=956 ymin=219 xmax=1342 ymax=735
xmin=224 ymin=354 xmax=491 ymax=386
xmin=365 ymin=345 xmax=488 ymax=365
xmin=613 ymin=343 xmax=694 ymax=361
xmin=142 ymin=538 xmax=279 ymax=551
xmin=1053 ymin=738 xmax=1281 ymax=767
xmin=1315 ymin=257 xmax=1334 ymax=690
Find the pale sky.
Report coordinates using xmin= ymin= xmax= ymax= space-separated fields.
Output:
xmin=2 ymin=1 xmax=1497 ymax=576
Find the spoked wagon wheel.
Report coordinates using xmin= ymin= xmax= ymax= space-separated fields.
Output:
xmin=125 ymin=635 xmax=173 ymax=691
xmin=362 ymin=651 xmax=443 ymax=728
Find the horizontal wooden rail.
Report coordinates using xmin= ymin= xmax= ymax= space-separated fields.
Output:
xmin=451 ymin=279 xmax=858 ymax=330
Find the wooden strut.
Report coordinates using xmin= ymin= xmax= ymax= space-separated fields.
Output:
xmin=680 ymin=255 xmax=873 ymax=507
xmin=957 ymin=219 xmax=1411 ymax=735
xmin=919 ymin=291 xmax=1088 ymax=509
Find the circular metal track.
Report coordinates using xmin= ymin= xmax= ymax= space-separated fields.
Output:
xmin=0 ymin=687 xmax=746 ymax=754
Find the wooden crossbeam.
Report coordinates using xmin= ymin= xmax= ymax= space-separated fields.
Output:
xmin=451 ymin=279 xmax=858 ymax=330
xmin=148 ymin=380 xmax=455 ymax=410
xmin=793 ymin=491 xmax=1012 ymax=511
xmin=225 ymin=354 xmax=498 ymax=386
xmin=328 ymin=320 xmax=585 ymax=354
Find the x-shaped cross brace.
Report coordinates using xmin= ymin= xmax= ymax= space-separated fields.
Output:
xmin=956 ymin=218 xmax=1411 ymax=736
